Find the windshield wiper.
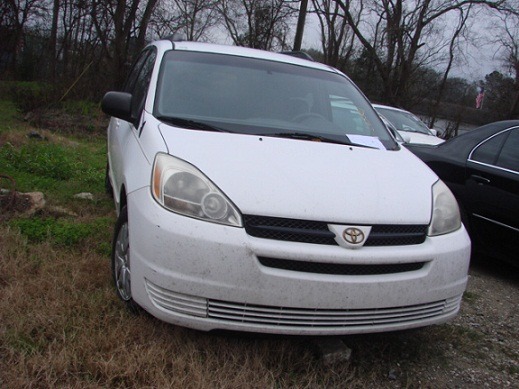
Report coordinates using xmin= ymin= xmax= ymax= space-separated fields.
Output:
xmin=266 ymin=132 xmax=347 ymax=144
xmin=265 ymin=132 xmax=379 ymax=149
xmin=157 ymin=116 xmax=229 ymax=132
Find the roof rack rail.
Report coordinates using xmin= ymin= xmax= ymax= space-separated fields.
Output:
xmin=279 ymin=51 xmax=315 ymax=61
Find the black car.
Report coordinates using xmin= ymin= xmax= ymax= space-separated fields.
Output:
xmin=407 ymin=120 xmax=519 ymax=265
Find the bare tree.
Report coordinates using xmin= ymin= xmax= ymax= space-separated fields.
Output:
xmin=293 ymin=0 xmax=308 ymax=51
xmin=175 ymin=0 xmax=220 ymax=41
xmin=150 ymin=0 xmax=220 ymax=41
xmin=495 ymin=13 xmax=519 ymax=118
xmin=0 ymin=0 xmax=47 ymax=74
xmin=311 ymin=0 xmax=360 ymax=69
xmin=91 ymin=0 xmax=159 ymax=88
xmin=48 ymin=0 xmax=59 ymax=79
xmin=218 ymin=0 xmax=296 ymax=50
xmin=334 ymin=0 xmax=514 ymax=106
xmin=149 ymin=0 xmax=183 ymax=39
xmin=428 ymin=4 xmax=473 ymax=128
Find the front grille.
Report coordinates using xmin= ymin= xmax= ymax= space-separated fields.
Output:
xmin=368 ymin=224 xmax=428 ymax=246
xmin=243 ymin=215 xmax=427 ymax=246
xmin=258 ymin=257 xmax=426 ymax=275
xmin=145 ymin=280 xmax=462 ymax=330
xmin=243 ymin=215 xmax=336 ymax=245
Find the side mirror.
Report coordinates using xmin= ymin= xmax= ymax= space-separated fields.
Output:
xmin=101 ymin=92 xmax=134 ymax=123
xmin=429 ymin=128 xmax=438 ymax=136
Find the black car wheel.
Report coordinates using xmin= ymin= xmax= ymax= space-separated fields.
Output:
xmin=111 ymin=206 xmax=139 ymax=313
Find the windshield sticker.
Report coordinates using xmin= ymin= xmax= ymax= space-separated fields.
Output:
xmin=347 ymin=135 xmax=385 ymax=150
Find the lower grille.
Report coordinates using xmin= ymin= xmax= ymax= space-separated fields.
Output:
xmin=145 ymin=280 xmax=462 ymax=330
xmin=145 ymin=280 xmax=207 ymax=317
xmin=207 ymin=297 xmax=461 ymax=328
xmin=243 ymin=215 xmax=427 ymax=246
xmin=258 ymin=257 xmax=426 ymax=275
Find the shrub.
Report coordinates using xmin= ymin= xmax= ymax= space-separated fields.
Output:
xmin=9 ymin=82 xmax=56 ymax=113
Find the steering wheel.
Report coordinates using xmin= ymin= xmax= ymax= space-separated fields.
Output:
xmin=292 ymin=112 xmax=328 ymax=123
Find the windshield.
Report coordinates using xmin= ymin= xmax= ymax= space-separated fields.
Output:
xmin=375 ymin=107 xmax=432 ymax=135
xmin=155 ymin=51 xmax=397 ymax=150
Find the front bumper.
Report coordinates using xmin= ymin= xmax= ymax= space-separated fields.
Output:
xmin=128 ymin=187 xmax=471 ymax=335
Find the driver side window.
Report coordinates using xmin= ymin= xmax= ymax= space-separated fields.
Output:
xmin=123 ymin=49 xmax=157 ymax=121
xmin=124 ymin=51 xmax=150 ymax=93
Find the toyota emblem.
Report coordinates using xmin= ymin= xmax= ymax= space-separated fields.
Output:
xmin=343 ymin=227 xmax=365 ymax=244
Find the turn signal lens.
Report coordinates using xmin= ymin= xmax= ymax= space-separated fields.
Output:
xmin=428 ymin=180 xmax=461 ymax=236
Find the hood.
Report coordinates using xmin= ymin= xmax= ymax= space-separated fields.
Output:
xmin=400 ymin=131 xmax=445 ymax=146
xmin=159 ymin=125 xmax=438 ymax=225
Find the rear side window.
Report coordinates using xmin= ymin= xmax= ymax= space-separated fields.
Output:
xmin=497 ymin=128 xmax=519 ymax=172
xmin=470 ymin=132 xmax=507 ymax=165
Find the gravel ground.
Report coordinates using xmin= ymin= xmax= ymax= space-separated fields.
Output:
xmin=408 ymin=255 xmax=518 ymax=388
xmin=289 ymin=254 xmax=518 ymax=388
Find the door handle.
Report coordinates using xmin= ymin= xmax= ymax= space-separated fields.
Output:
xmin=471 ymin=174 xmax=490 ymax=185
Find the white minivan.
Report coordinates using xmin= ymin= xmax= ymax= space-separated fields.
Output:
xmin=102 ymin=39 xmax=471 ymax=335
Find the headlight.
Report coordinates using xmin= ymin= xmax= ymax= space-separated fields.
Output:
xmin=151 ymin=153 xmax=242 ymax=227
xmin=428 ymin=180 xmax=461 ymax=236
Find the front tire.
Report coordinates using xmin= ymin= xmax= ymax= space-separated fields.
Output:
xmin=111 ymin=206 xmax=139 ymax=312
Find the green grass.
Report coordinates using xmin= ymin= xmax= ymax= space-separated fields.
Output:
xmin=9 ymin=216 xmax=113 ymax=247
xmin=0 ymin=99 xmax=20 ymax=128
xmin=5 ymin=81 xmax=55 ymax=113
xmin=462 ymin=291 xmax=479 ymax=303
xmin=5 ymin=329 xmax=46 ymax=356
xmin=61 ymin=100 xmax=100 ymax=117
xmin=0 ymin=95 xmax=113 ymax=249
xmin=1 ymin=142 xmax=78 ymax=180
xmin=0 ymin=132 xmax=109 ymax=205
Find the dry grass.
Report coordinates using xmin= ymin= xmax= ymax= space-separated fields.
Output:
xmin=0 ymin=222 xmax=491 ymax=388
xmin=1 ymin=226 xmax=362 ymax=388
xmin=1 ymin=217 xmax=474 ymax=389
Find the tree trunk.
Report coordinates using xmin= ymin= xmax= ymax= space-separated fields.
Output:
xmin=48 ymin=0 xmax=60 ymax=80
xmin=293 ymin=0 xmax=308 ymax=51
xmin=136 ymin=0 xmax=159 ymax=53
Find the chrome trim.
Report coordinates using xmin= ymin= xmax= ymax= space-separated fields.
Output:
xmin=467 ymin=126 xmax=519 ymax=175
xmin=473 ymin=214 xmax=519 ymax=233
xmin=343 ymin=227 xmax=365 ymax=244
xmin=146 ymin=279 xmax=208 ymax=317
xmin=467 ymin=159 xmax=519 ymax=175
xmin=207 ymin=297 xmax=462 ymax=327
